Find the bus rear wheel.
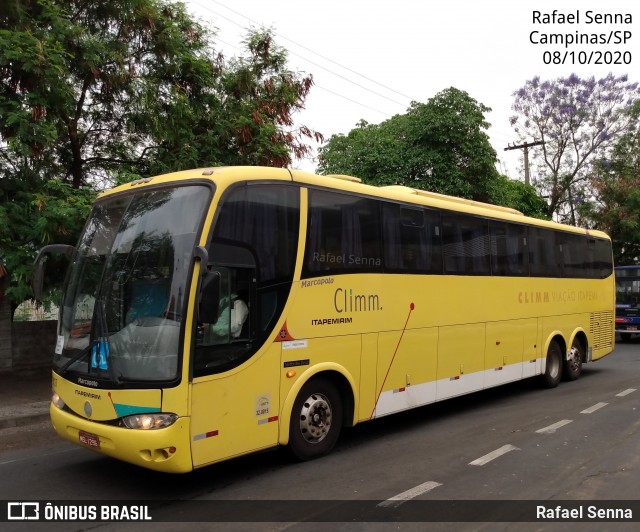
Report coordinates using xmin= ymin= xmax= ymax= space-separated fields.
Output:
xmin=288 ymin=378 xmax=342 ymax=461
xmin=542 ymin=340 xmax=562 ymax=388
xmin=563 ymin=338 xmax=584 ymax=381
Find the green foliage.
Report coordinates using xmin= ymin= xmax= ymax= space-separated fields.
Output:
xmin=1 ymin=1 xmax=320 ymax=185
xmin=217 ymin=31 xmax=323 ymax=167
xmin=488 ymin=175 xmax=549 ymax=219
xmin=0 ymin=179 xmax=95 ymax=305
xmin=402 ymin=89 xmax=500 ymax=202
xmin=1 ymin=1 xmax=320 ymax=308
xmin=579 ymin=102 xmax=640 ymax=263
xmin=318 ymin=87 xmax=548 ymax=217
xmin=317 ymin=118 xmax=406 ymax=186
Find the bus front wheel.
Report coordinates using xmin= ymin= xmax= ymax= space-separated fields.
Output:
xmin=288 ymin=378 xmax=342 ymax=461
xmin=563 ymin=338 xmax=584 ymax=381
xmin=542 ymin=340 xmax=563 ymax=388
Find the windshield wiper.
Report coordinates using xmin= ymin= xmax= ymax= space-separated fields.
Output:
xmin=58 ymin=343 xmax=93 ymax=374
xmin=59 ymin=300 xmax=121 ymax=385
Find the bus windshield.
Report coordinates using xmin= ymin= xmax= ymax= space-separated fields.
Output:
xmin=53 ymin=185 xmax=211 ymax=384
xmin=615 ymin=267 xmax=640 ymax=307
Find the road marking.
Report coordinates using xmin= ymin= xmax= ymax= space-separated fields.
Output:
xmin=536 ymin=419 xmax=573 ymax=434
xmin=0 ymin=460 xmax=16 ymax=466
xmin=377 ymin=481 xmax=442 ymax=508
xmin=581 ymin=402 xmax=608 ymax=414
xmin=616 ymin=388 xmax=637 ymax=397
xmin=469 ymin=444 xmax=519 ymax=466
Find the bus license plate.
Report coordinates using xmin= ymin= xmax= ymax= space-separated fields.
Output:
xmin=79 ymin=430 xmax=100 ymax=449
xmin=627 ymin=326 xmax=638 ymax=331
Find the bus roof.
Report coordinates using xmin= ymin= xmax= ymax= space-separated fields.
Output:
xmin=100 ymin=166 xmax=611 ymax=241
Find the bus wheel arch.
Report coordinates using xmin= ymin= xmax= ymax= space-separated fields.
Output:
xmin=564 ymin=331 xmax=587 ymax=381
xmin=542 ymin=335 xmax=565 ymax=388
xmin=280 ymin=368 xmax=356 ymax=458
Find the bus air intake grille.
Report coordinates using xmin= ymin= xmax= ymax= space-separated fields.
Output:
xmin=590 ymin=311 xmax=614 ymax=349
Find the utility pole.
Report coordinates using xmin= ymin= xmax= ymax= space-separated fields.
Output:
xmin=504 ymin=139 xmax=544 ymax=185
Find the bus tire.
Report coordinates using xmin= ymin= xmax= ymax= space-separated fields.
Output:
xmin=288 ymin=378 xmax=342 ymax=461
xmin=542 ymin=340 xmax=562 ymax=388
xmin=563 ymin=338 xmax=584 ymax=381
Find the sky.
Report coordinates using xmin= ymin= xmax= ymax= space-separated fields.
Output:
xmin=184 ymin=0 xmax=639 ymax=180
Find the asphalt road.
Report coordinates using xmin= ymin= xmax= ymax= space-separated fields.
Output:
xmin=1 ymin=342 xmax=639 ymax=531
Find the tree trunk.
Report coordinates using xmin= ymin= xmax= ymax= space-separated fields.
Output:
xmin=68 ymin=120 xmax=84 ymax=188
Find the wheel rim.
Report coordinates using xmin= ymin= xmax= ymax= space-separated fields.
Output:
xmin=299 ymin=392 xmax=333 ymax=444
xmin=568 ymin=345 xmax=581 ymax=372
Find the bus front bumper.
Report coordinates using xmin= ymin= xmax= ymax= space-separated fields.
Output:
xmin=50 ymin=404 xmax=193 ymax=473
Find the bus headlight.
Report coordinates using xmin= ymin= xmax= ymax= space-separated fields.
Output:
xmin=122 ymin=413 xmax=178 ymax=430
xmin=52 ymin=392 xmax=65 ymax=409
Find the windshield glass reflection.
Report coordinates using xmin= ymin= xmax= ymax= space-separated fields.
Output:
xmin=54 ymin=185 xmax=211 ymax=383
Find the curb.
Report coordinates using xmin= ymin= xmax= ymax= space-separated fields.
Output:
xmin=0 ymin=402 xmax=51 ymax=430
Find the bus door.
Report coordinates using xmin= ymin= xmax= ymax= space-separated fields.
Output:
xmin=190 ymin=249 xmax=281 ymax=466
xmin=188 ymin=183 xmax=300 ymax=467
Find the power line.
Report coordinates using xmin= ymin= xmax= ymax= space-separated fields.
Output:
xmin=188 ymin=5 xmax=397 ymax=119
xmin=190 ymin=0 xmax=412 ymax=110
xmin=313 ymin=85 xmax=395 ymax=119
xmin=189 ymin=0 xmax=520 ymax=173
xmin=209 ymin=0 xmax=416 ymax=102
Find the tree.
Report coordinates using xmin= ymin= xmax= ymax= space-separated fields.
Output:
xmin=216 ymin=31 xmax=323 ymax=168
xmin=136 ymin=30 xmax=324 ymax=177
xmin=402 ymin=88 xmax=503 ymax=202
xmin=510 ymin=73 xmax=640 ymax=223
xmin=318 ymin=87 xmax=546 ymax=216
xmin=316 ymin=118 xmax=407 ymax=186
xmin=1 ymin=0 xmax=320 ymax=309
xmin=1 ymin=0 xmax=211 ymax=187
xmin=1 ymin=1 xmax=321 ymax=186
xmin=488 ymin=175 xmax=549 ymax=219
xmin=0 ymin=179 xmax=94 ymax=308
xmin=579 ymin=102 xmax=640 ymax=264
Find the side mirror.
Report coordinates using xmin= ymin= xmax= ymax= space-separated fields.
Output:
xmin=32 ymin=244 xmax=75 ymax=301
xmin=198 ymin=270 xmax=221 ymax=324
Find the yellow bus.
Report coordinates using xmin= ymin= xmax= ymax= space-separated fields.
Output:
xmin=35 ymin=166 xmax=615 ymax=473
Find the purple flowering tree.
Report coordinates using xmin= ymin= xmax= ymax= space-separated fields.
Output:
xmin=510 ymin=73 xmax=640 ymax=224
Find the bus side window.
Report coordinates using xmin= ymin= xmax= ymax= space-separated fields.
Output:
xmin=382 ymin=204 xmax=442 ymax=274
xmin=198 ymin=265 xmax=253 ymax=345
xmin=529 ymin=227 xmax=561 ymax=277
xmin=560 ymin=233 xmax=588 ymax=278
xmin=442 ymin=214 xmax=490 ymax=275
xmin=304 ymin=190 xmax=382 ymax=276
xmin=193 ymin=183 xmax=299 ymax=377
xmin=591 ymin=238 xmax=613 ymax=279
xmin=490 ymin=221 xmax=528 ymax=276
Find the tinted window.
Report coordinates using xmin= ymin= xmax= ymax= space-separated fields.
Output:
xmin=304 ymin=190 xmax=382 ymax=276
xmin=490 ymin=222 xmax=528 ymax=276
xmin=591 ymin=238 xmax=613 ymax=279
xmin=383 ymin=204 xmax=442 ymax=273
xmin=560 ymin=233 xmax=588 ymax=278
xmin=194 ymin=184 xmax=300 ymax=376
xmin=212 ymin=184 xmax=299 ymax=283
xmin=442 ymin=214 xmax=490 ymax=275
xmin=529 ymin=227 xmax=561 ymax=277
